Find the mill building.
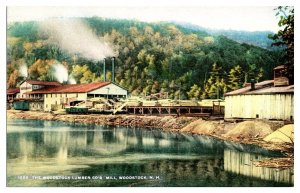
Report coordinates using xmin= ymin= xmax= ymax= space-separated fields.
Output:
xmin=224 ymin=65 xmax=294 ymax=121
xmin=8 ymin=80 xmax=128 ymax=111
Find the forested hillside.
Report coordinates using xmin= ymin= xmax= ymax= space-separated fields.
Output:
xmin=7 ymin=17 xmax=283 ymax=99
xmin=174 ymin=21 xmax=275 ymax=49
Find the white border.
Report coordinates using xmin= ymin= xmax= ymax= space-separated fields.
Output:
xmin=1 ymin=1 xmax=298 ymax=193
xmin=3 ymin=0 xmax=297 ymax=6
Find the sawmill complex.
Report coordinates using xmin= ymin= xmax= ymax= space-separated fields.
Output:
xmin=8 ymin=80 xmax=128 ymax=112
xmin=6 ymin=66 xmax=294 ymax=121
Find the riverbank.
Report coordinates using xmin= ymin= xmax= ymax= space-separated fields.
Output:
xmin=7 ymin=110 xmax=293 ymax=168
xmin=7 ymin=110 xmax=198 ymax=131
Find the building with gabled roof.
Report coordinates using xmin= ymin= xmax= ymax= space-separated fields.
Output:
xmin=7 ymin=88 xmax=20 ymax=101
xmin=7 ymin=88 xmax=20 ymax=109
xmin=12 ymin=79 xmax=62 ymax=111
xmin=26 ymin=82 xmax=111 ymax=94
xmin=22 ymin=80 xmax=62 ymax=86
xmin=19 ymin=79 xmax=61 ymax=99
xmin=224 ymin=66 xmax=294 ymax=121
xmin=25 ymin=81 xmax=127 ymax=111
xmin=7 ymin=79 xmax=128 ymax=111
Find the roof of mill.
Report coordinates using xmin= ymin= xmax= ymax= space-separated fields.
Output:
xmin=225 ymin=80 xmax=294 ymax=96
xmin=25 ymin=82 xmax=111 ymax=94
xmin=7 ymin=88 xmax=20 ymax=95
xmin=22 ymin=80 xmax=61 ymax=86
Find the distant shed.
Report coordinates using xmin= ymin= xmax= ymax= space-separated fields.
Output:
xmin=224 ymin=66 xmax=294 ymax=121
xmin=7 ymin=88 xmax=20 ymax=101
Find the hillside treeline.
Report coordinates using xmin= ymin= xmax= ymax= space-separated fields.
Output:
xmin=7 ymin=17 xmax=283 ymax=99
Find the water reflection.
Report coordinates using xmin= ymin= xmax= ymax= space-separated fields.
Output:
xmin=7 ymin=119 xmax=293 ymax=187
xmin=7 ymin=125 xmax=223 ymax=160
xmin=224 ymin=149 xmax=294 ymax=185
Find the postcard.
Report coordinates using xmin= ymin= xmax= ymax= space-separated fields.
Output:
xmin=5 ymin=3 xmax=294 ymax=189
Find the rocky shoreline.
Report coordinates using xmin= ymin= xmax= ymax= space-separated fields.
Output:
xmin=7 ymin=110 xmax=198 ymax=131
xmin=7 ymin=110 xmax=293 ymax=168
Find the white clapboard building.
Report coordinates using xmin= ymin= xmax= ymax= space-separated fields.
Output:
xmin=224 ymin=66 xmax=294 ymax=121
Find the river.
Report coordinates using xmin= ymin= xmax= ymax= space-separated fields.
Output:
xmin=7 ymin=119 xmax=293 ymax=187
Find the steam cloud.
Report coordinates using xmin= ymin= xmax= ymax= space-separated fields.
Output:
xmin=19 ymin=64 xmax=28 ymax=78
xmin=51 ymin=62 xmax=77 ymax=84
xmin=52 ymin=63 xmax=68 ymax=83
xmin=40 ymin=19 xmax=115 ymax=61
xmin=68 ymin=75 xmax=77 ymax=84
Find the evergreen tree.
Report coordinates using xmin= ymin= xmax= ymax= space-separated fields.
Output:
xmin=187 ymin=84 xmax=201 ymax=99
xmin=227 ymin=65 xmax=243 ymax=91
xmin=202 ymin=63 xmax=226 ymax=99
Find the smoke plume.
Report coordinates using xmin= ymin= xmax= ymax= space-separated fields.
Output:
xmin=68 ymin=75 xmax=76 ymax=84
xmin=51 ymin=62 xmax=77 ymax=84
xmin=19 ymin=64 xmax=28 ymax=78
xmin=52 ymin=63 xmax=68 ymax=83
xmin=40 ymin=19 xmax=115 ymax=61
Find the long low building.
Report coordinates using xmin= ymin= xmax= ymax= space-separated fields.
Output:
xmin=26 ymin=81 xmax=128 ymax=111
xmin=224 ymin=66 xmax=294 ymax=121
xmin=8 ymin=80 xmax=128 ymax=111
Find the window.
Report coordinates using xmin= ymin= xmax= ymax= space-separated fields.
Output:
xmin=65 ymin=94 xmax=67 ymax=97
xmin=76 ymin=93 xmax=78 ymax=97
xmin=55 ymin=94 xmax=57 ymax=97
xmin=51 ymin=94 xmax=52 ymax=98
xmin=46 ymin=104 xmax=48 ymax=108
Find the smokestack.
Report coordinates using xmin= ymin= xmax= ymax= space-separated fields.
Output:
xmin=103 ymin=58 xmax=106 ymax=82
xmin=112 ymin=57 xmax=115 ymax=82
xmin=250 ymin=79 xmax=255 ymax=90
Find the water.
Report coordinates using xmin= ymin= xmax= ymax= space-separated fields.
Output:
xmin=7 ymin=119 xmax=293 ymax=187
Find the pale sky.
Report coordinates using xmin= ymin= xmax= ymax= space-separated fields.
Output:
xmin=7 ymin=6 xmax=281 ymax=32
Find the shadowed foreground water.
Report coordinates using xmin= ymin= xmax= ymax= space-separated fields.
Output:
xmin=7 ymin=119 xmax=293 ymax=187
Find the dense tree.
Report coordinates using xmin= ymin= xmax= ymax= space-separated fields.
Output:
xmin=227 ymin=65 xmax=243 ymax=91
xmin=270 ymin=6 xmax=294 ymax=83
xmin=71 ymin=64 xmax=97 ymax=83
xmin=7 ymin=17 xmax=283 ymax=99
xmin=7 ymin=70 xmax=19 ymax=88
xmin=202 ymin=63 xmax=227 ymax=99
xmin=187 ymin=84 xmax=201 ymax=99
xmin=28 ymin=59 xmax=54 ymax=81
